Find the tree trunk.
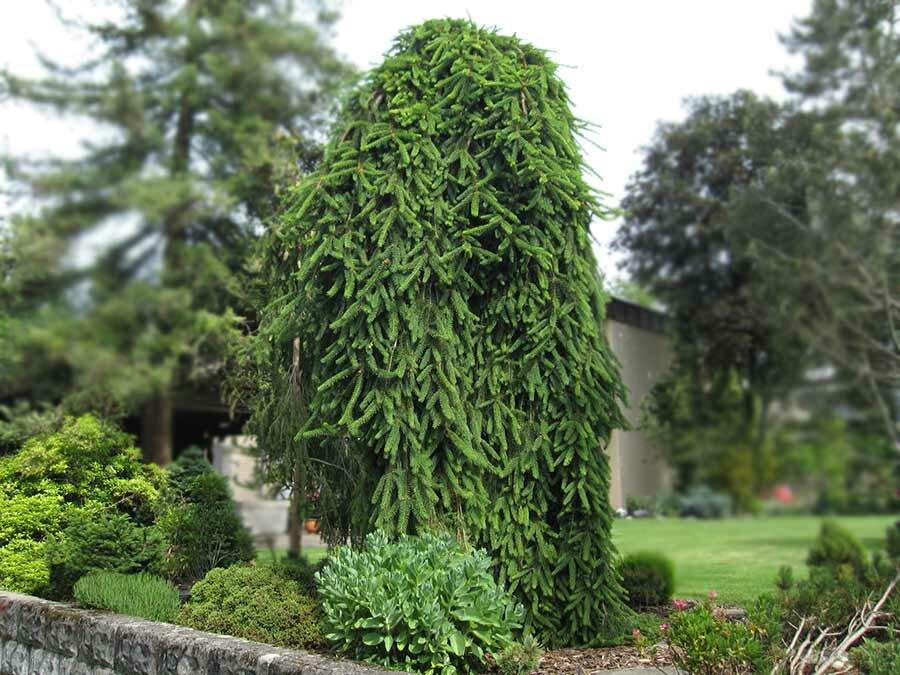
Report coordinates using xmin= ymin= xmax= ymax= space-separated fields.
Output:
xmin=287 ymin=336 xmax=304 ymax=558
xmin=287 ymin=464 xmax=303 ymax=558
xmin=141 ymin=394 xmax=173 ymax=465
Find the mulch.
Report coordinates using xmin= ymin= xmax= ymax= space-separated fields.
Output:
xmin=534 ymin=644 xmax=673 ymax=674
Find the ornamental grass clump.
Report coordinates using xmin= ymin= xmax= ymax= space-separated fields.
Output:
xmin=74 ymin=571 xmax=180 ymax=623
xmin=316 ymin=530 xmax=522 ymax=675
xmin=262 ymin=17 xmax=629 ymax=646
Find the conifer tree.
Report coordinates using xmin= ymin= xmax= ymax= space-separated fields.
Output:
xmin=262 ymin=19 xmax=629 ymax=645
xmin=0 ymin=0 xmax=351 ymax=461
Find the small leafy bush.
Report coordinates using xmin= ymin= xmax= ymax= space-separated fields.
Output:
xmin=666 ymin=601 xmax=763 ymax=675
xmin=625 ymin=495 xmax=655 ymax=517
xmin=676 ymin=485 xmax=732 ymax=519
xmin=0 ymin=415 xmax=163 ymax=594
xmin=886 ymin=520 xmax=899 ymax=561
xmin=0 ymin=538 xmax=49 ymax=594
xmin=852 ymin=639 xmax=900 ymax=675
xmin=317 ymin=530 xmax=523 ymax=675
xmin=806 ymin=520 xmax=869 ymax=577
xmin=618 ymin=551 xmax=675 ymax=608
xmin=158 ymin=449 xmax=254 ymax=584
xmin=46 ymin=509 xmax=165 ymax=599
xmin=494 ymin=634 xmax=543 ymax=675
xmin=74 ymin=571 xmax=180 ymax=622
xmin=178 ymin=564 xmax=322 ymax=649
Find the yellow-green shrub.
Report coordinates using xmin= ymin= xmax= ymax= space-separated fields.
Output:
xmin=0 ymin=415 xmax=164 ymax=595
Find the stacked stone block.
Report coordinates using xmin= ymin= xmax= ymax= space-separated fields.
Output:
xmin=0 ymin=591 xmax=388 ymax=675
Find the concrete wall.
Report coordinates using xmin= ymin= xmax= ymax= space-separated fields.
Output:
xmin=604 ymin=306 xmax=672 ymax=509
xmin=0 ymin=591 xmax=388 ymax=675
xmin=211 ymin=436 xmax=290 ymax=549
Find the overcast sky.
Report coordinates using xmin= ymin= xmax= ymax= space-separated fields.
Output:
xmin=0 ymin=0 xmax=813 ymax=276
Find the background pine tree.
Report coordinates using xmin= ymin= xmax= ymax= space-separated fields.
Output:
xmin=0 ymin=0 xmax=352 ymax=460
xmin=259 ymin=19 xmax=630 ymax=645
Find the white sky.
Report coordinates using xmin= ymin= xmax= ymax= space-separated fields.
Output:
xmin=0 ymin=0 xmax=812 ymax=276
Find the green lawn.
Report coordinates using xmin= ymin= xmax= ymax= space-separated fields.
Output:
xmin=613 ymin=514 xmax=896 ymax=606
xmin=257 ymin=546 xmax=329 ymax=564
xmin=258 ymin=515 xmax=896 ymax=608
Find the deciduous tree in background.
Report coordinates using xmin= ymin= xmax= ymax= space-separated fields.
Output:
xmin=0 ymin=0 xmax=352 ymax=461
xmin=614 ymin=91 xmax=813 ymax=504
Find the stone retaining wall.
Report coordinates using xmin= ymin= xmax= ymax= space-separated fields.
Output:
xmin=0 ymin=591 xmax=389 ymax=675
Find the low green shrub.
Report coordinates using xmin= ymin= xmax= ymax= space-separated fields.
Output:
xmin=46 ymin=509 xmax=165 ymax=599
xmin=676 ymin=486 xmax=732 ymax=519
xmin=178 ymin=564 xmax=322 ymax=649
xmin=851 ymin=639 xmax=900 ymax=675
xmin=494 ymin=634 xmax=543 ymax=675
xmin=317 ymin=530 xmax=522 ymax=675
xmin=666 ymin=600 xmax=764 ymax=675
xmin=618 ymin=551 xmax=675 ymax=608
xmin=73 ymin=571 xmax=180 ymax=622
xmin=0 ymin=539 xmax=49 ymax=594
xmin=625 ymin=495 xmax=655 ymax=517
xmin=158 ymin=449 xmax=254 ymax=584
xmin=783 ymin=564 xmax=872 ymax=629
xmin=268 ymin=554 xmax=325 ymax=595
xmin=774 ymin=564 xmax=794 ymax=592
xmin=806 ymin=520 xmax=869 ymax=576
xmin=886 ymin=520 xmax=899 ymax=561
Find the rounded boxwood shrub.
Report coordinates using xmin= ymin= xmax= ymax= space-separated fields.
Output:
xmin=316 ymin=530 xmax=522 ymax=675
xmin=178 ymin=564 xmax=322 ymax=650
xmin=618 ymin=551 xmax=675 ymax=608
xmin=74 ymin=571 xmax=180 ymax=623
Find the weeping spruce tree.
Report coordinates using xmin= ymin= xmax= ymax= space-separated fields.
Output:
xmin=262 ymin=19 xmax=630 ymax=645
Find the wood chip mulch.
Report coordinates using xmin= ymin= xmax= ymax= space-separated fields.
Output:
xmin=533 ymin=644 xmax=673 ymax=674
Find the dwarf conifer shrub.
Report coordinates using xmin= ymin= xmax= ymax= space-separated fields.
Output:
xmin=46 ymin=509 xmax=165 ymax=599
xmin=74 ymin=571 xmax=180 ymax=622
xmin=806 ymin=520 xmax=869 ymax=577
xmin=178 ymin=564 xmax=322 ymax=650
xmin=618 ymin=551 xmax=675 ymax=608
xmin=263 ymin=17 xmax=629 ymax=645
xmin=317 ymin=531 xmax=522 ymax=674
xmin=158 ymin=448 xmax=254 ymax=584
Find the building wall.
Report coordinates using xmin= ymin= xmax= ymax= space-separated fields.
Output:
xmin=604 ymin=303 xmax=672 ymax=509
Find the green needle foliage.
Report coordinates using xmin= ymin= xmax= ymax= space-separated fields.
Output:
xmin=261 ymin=19 xmax=629 ymax=645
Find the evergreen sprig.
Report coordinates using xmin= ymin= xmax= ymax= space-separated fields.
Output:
xmin=262 ymin=19 xmax=630 ymax=645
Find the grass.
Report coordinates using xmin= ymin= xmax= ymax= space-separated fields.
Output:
xmin=256 ymin=515 xmax=897 ymax=608
xmin=257 ymin=546 xmax=328 ymax=565
xmin=613 ymin=514 xmax=896 ymax=606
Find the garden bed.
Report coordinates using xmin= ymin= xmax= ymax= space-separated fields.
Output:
xmin=532 ymin=645 xmax=673 ymax=673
